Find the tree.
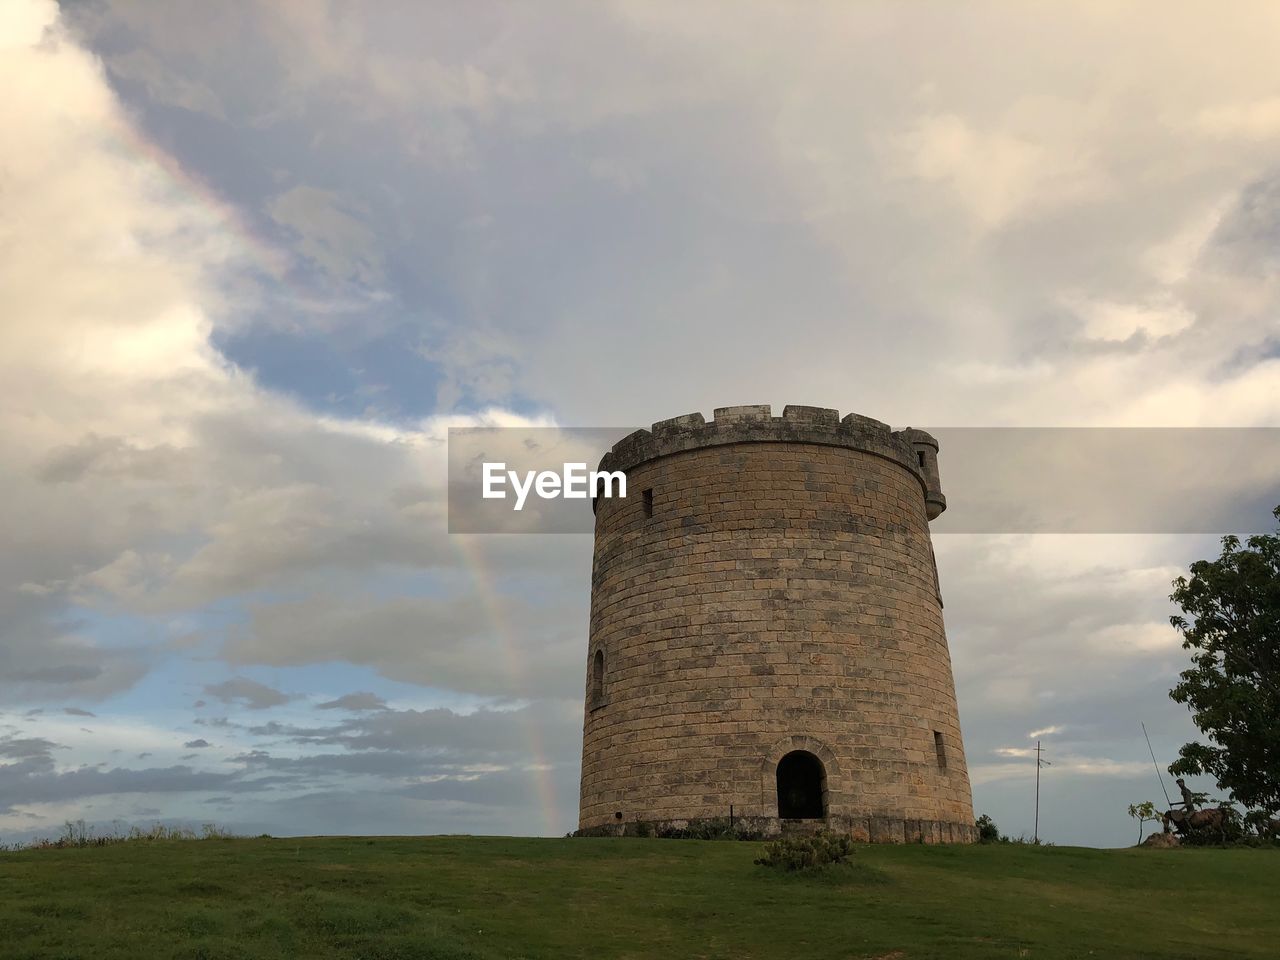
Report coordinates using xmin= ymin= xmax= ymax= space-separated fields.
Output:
xmin=1127 ymin=801 xmax=1161 ymax=843
xmin=1167 ymin=505 xmax=1280 ymax=813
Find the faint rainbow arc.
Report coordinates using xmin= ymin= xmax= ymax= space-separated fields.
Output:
xmin=451 ymin=535 xmax=563 ymax=837
xmin=103 ymin=107 xmax=294 ymax=288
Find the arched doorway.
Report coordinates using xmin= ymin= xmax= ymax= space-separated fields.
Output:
xmin=776 ymin=750 xmax=826 ymax=819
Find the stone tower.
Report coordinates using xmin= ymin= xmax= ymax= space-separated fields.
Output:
xmin=578 ymin=405 xmax=975 ymax=842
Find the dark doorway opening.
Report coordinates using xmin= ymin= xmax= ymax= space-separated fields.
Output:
xmin=776 ymin=750 xmax=826 ymax=819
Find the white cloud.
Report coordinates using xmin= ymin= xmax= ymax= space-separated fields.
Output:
xmin=1193 ymin=97 xmax=1280 ymax=140
xmin=1028 ymin=726 xmax=1063 ymax=739
xmin=892 ymin=110 xmax=1108 ymax=229
xmin=1072 ymin=297 xmax=1197 ymax=342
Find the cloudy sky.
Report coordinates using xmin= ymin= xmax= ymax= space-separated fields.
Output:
xmin=3 ymin=0 xmax=1279 ymax=847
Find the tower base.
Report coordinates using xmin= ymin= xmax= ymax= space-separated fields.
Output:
xmin=575 ymin=815 xmax=978 ymax=844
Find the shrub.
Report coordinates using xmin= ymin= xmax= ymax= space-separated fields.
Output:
xmin=654 ymin=817 xmax=765 ymax=841
xmin=1244 ymin=809 xmax=1280 ymax=844
xmin=975 ymin=814 xmax=1003 ymax=844
xmin=571 ymin=817 xmax=767 ymax=840
xmin=754 ymin=831 xmax=855 ymax=872
xmin=9 ymin=820 xmax=238 ymax=850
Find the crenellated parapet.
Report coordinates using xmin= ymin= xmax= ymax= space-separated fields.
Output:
xmin=598 ymin=404 xmax=946 ymax=520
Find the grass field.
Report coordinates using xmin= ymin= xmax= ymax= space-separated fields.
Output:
xmin=1 ymin=835 xmax=1277 ymax=960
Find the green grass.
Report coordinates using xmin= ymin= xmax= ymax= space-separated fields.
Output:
xmin=1 ymin=836 xmax=1277 ymax=959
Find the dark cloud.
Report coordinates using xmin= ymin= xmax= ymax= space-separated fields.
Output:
xmin=202 ymin=677 xmax=295 ymax=710
xmin=193 ymin=716 xmax=235 ymax=728
xmin=316 ymin=692 xmax=388 ymax=712
xmin=1205 ymin=173 xmax=1280 ymax=274
xmin=0 ymin=733 xmax=254 ymax=814
xmin=0 ymin=595 xmax=149 ymax=703
xmin=0 ymin=764 xmax=269 ymax=814
xmin=0 ymin=735 xmax=63 ymax=766
xmin=35 ymin=434 xmax=186 ymax=485
xmin=183 ymin=739 xmax=211 ymax=749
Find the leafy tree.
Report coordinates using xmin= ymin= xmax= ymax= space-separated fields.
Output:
xmin=1167 ymin=506 xmax=1280 ymax=813
xmin=1127 ymin=801 xmax=1161 ymax=843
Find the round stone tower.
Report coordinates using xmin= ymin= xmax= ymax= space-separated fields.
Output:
xmin=578 ymin=404 xmax=975 ymax=843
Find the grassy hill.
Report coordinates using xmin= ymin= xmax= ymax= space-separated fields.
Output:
xmin=1 ymin=835 xmax=1276 ymax=959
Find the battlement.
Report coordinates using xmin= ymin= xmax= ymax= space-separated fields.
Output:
xmin=599 ymin=404 xmax=947 ymax=519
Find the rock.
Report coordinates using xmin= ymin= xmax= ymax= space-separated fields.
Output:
xmin=1142 ymin=831 xmax=1180 ymax=848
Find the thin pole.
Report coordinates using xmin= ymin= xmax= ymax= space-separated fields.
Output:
xmin=1034 ymin=740 xmax=1041 ymax=844
xmin=1142 ymin=722 xmax=1173 ymax=808
xmin=1033 ymin=740 xmax=1051 ymax=844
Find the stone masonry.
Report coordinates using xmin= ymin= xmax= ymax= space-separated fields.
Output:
xmin=578 ymin=404 xmax=976 ymax=842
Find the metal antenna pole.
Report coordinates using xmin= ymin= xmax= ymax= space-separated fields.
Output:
xmin=1142 ymin=721 xmax=1173 ymax=808
xmin=1034 ymin=740 xmax=1041 ymax=844
xmin=1034 ymin=740 xmax=1051 ymax=844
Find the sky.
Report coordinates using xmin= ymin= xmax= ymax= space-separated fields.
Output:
xmin=2 ymin=0 xmax=1279 ymax=848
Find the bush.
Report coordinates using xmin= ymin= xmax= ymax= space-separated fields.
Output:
xmin=1244 ymin=809 xmax=1280 ymax=844
xmin=754 ymin=831 xmax=855 ymax=872
xmin=976 ymin=814 xmax=1003 ymax=844
xmin=571 ymin=817 xmax=767 ymax=840
xmin=972 ymin=815 xmax=1052 ymax=845
xmin=10 ymin=819 xmax=239 ymax=850
xmin=654 ymin=817 xmax=766 ymax=841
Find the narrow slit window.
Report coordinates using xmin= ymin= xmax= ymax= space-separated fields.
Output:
xmin=917 ymin=451 xmax=926 ymax=468
xmin=934 ymin=730 xmax=947 ymax=769
xmin=591 ymin=649 xmax=605 ymax=707
xmin=642 ymin=488 xmax=653 ymax=518
xmin=929 ymin=543 xmax=943 ymax=608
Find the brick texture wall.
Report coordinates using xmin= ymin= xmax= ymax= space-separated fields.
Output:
xmin=578 ymin=405 xmax=976 ymax=842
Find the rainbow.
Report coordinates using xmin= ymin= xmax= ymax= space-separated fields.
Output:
xmin=103 ymin=105 xmax=294 ymax=290
xmin=451 ymin=534 xmax=565 ymax=837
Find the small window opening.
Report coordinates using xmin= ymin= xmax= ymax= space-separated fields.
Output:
xmin=642 ymin=488 xmax=653 ymax=518
xmin=934 ymin=730 xmax=947 ymax=769
xmin=929 ymin=543 xmax=943 ymax=609
xmin=591 ymin=649 xmax=605 ymax=707
xmin=917 ymin=450 xmax=926 ymax=468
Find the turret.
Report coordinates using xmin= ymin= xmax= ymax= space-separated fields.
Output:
xmin=899 ymin=428 xmax=946 ymax=521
